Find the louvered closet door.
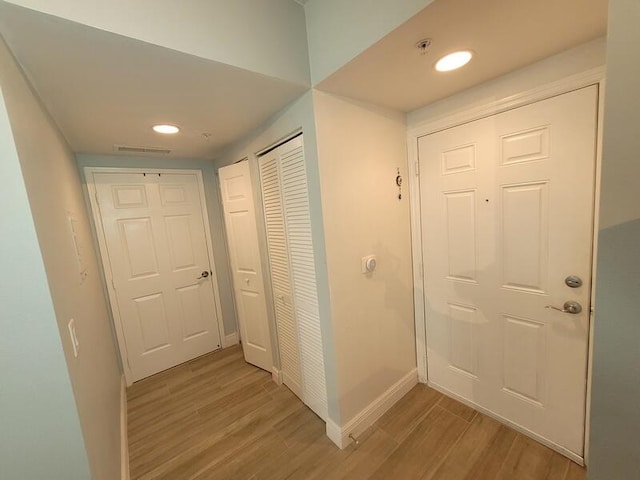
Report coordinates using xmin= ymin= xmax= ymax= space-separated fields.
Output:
xmin=259 ymin=135 xmax=328 ymax=421
xmin=279 ymin=136 xmax=328 ymax=420
xmin=259 ymin=154 xmax=304 ymax=399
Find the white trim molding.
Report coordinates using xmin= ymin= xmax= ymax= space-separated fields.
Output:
xmin=223 ymin=332 xmax=239 ymax=347
xmin=271 ymin=367 xmax=283 ymax=385
xmin=407 ymin=66 xmax=605 ymax=138
xmin=407 ymin=137 xmax=428 ymax=385
xmin=120 ymin=376 xmax=130 ymax=480
xmin=325 ymin=418 xmax=343 ymax=448
xmin=325 ymin=369 xmax=418 ymax=449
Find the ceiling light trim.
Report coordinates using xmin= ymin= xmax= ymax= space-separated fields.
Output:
xmin=152 ymin=124 xmax=180 ymax=134
xmin=434 ymin=50 xmax=474 ymax=72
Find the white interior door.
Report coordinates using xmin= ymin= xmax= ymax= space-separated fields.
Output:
xmin=419 ymin=86 xmax=597 ymax=457
xmin=92 ymin=171 xmax=222 ymax=382
xmin=219 ymin=161 xmax=273 ymax=372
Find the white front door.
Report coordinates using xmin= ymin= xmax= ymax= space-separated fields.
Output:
xmin=419 ymin=86 xmax=597 ymax=457
xmin=219 ymin=161 xmax=273 ymax=372
xmin=92 ymin=171 xmax=222 ymax=382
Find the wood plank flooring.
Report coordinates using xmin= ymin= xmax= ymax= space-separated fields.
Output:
xmin=127 ymin=345 xmax=586 ymax=480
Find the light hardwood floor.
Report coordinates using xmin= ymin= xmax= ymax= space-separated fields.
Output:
xmin=127 ymin=345 xmax=586 ymax=480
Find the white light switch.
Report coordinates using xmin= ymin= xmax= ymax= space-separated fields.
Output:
xmin=361 ymin=255 xmax=377 ymax=274
xmin=68 ymin=318 xmax=80 ymax=358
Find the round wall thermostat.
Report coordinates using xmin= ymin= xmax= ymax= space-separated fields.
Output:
xmin=362 ymin=255 xmax=377 ymax=273
xmin=366 ymin=257 xmax=377 ymax=272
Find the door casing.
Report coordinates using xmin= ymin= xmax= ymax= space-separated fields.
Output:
xmin=406 ymin=67 xmax=605 ymax=465
xmin=85 ymin=167 xmax=226 ymax=385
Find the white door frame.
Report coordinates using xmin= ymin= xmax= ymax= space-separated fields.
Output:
xmin=85 ymin=167 xmax=226 ymax=385
xmin=407 ymin=66 xmax=605 ymax=463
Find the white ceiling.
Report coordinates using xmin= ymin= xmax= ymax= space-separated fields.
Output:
xmin=0 ymin=2 xmax=308 ymax=159
xmin=0 ymin=0 xmax=608 ymax=159
xmin=318 ymin=0 xmax=608 ymax=112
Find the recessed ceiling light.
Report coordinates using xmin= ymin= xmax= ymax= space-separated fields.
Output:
xmin=435 ymin=51 xmax=473 ymax=72
xmin=152 ymin=124 xmax=180 ymax=134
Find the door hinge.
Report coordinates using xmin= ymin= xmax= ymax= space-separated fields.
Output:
xmin=415 ymin=162 xmax=420 ymax=177
xmin=94 ymin=191 xmax=100 ymax=206
xmin=111 ymin=277 xmax=116 ymax=290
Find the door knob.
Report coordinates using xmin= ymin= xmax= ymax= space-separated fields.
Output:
xmin=197 ymin=270 xmax=210 ymax=279
xmin=545 ymin=301 xmax=582 ymax=314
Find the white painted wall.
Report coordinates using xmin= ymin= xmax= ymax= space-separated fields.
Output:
xmin=4 ymin=0 xmax=311 ymax=86
xmin=0 ymin=37 xmax=121 ymax=480
xmin=312 ymin=90 xmax=416 ymax=424
xmin=216 ymin=92 xmax=341 ymax=423
xmin=76 ymin=154 xmax=237 ymax=337
xmin=589 ymin=1 xmax=640 ymax=478
xmin=304 ymin=0 xmax=433 ymax=84
xmin=408 ymin=37 xmax=606 ymax=128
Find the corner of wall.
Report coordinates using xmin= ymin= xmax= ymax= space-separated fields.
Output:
xmin=326 ymin=368 xmax=418 ymax=449
xmin=120 ymin=375 xmax=130 ymax=480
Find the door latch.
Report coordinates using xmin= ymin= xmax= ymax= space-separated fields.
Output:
xmin=545 ymin=301 xmax=582 ymax=314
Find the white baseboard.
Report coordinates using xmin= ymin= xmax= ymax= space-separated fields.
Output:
xmin=120 ymin=376 xmax=130 ymax=480
xmin=326 ymin=419 xmax=343 ymax=447
xmin=271 ymin=367 xmax=283 ymax=385
xmin=326 ymin=368 xmax=418 ymax=449
xmin=224 ymin=332 xmax=239 ymax=347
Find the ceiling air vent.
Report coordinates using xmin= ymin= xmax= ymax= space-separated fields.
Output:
xmin=114 ymin=144 xmax=171 ymax=154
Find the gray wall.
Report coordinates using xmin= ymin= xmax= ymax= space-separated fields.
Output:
xmin=0 ymin=46 xmax=91 ymax=480
xmin=76 ymin=154 xmax=237 ymax=337
xmin=1 ymin=34 xmax=123 ymax=479
xmin=588 ymin=0 xmax=640 ymax=478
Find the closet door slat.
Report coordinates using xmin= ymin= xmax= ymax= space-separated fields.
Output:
xmin=259 ymin=155 xmax=303 ymax=398
xmin=280 ymin=142 xmax=328 ymax=420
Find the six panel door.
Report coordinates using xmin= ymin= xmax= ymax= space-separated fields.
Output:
xmin=94 ymin=172 xmax=222 ymax=381
xmin=419 ymin=86 xmax=598 ymax=456
xmin=219 ymin=161 xmax=273 ymax=372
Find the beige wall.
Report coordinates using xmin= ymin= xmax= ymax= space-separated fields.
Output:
xmin=313 ymin=91 xmax=416 ymax=423
xmin=0 ymin=37 xmax=121 ymax=479
xmin=408 ymin=37 xmax=606 ymax=128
